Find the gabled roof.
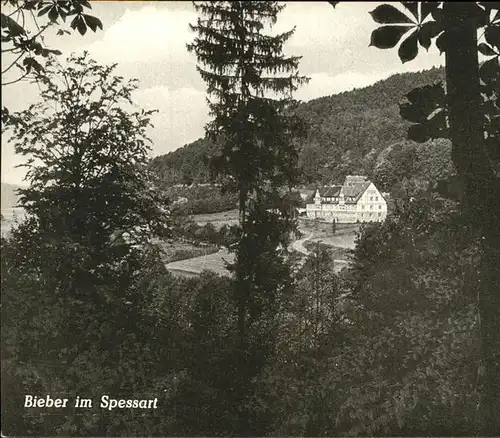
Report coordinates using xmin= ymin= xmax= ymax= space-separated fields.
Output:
xmin=317 ymin=185 xmax=342 ymax=197
xmin=313 ymin=175 xmax=375 ymax=205
xmin=342 ymin=181 xmax=371 ymax=201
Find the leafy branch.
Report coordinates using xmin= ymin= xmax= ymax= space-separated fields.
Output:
xmin=1 ymin=0 xmax=103 ymax=87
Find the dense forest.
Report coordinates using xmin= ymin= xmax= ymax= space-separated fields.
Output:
xmin=150 ymin=67 xmax=448 ymax=191
xmin=2 ymin=1 xmax=499 ymax=437
xmin=149 ymin=138 xmax=217 ymax=187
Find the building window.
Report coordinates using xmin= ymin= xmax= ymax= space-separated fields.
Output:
xmin=379 ymin=205 xmax=382 ymax=209
xmin=370 ymin=196 xmax=373 ymax=201
xmin=378 ymin=212 xmax=381 ymax=217
xmin=370 ymin=213 xmax=373 ymax=217
xmin=375 ymin=196 xmax=378 ymax=201
xmin=370 ymin=205 xmax=373 ymax=210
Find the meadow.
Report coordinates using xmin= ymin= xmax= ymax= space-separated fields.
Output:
xmin=191 ymin=209 xmax=239 ymax=228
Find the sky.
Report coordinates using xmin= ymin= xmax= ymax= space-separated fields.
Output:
xmin=1 ymin=1 xmax=445 ymax=186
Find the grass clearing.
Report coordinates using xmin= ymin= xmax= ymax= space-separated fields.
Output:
xmin=298 ymin=218 xmax=359 ymax=250
xmin=158 ymin=239 xmax=219 ymax=263
xmin=191 ymin=209 xmax=239 ymax=229
xmin=166 ymin=248 xmax=235 ymax=277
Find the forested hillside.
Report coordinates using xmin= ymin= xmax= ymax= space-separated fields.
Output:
xmin=149 ymin=138 xmax=216 ymax=187
xmin=150 ymin=67 xmax=447 ymax=190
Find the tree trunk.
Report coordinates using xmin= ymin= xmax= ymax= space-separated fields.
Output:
xmin=444 ymin=3 xmax=500 ymax=434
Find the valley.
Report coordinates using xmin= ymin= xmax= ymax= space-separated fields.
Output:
xmin=165 ymin=212 xmax=357 ymax=277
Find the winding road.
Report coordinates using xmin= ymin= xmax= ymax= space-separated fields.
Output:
xmin=290 ymin=231 xmax=350 ymax=272
xmin=165 ymin=225 xmax=357 ymax=277
xmin=291 ymin=232 xmax=314 ymax=255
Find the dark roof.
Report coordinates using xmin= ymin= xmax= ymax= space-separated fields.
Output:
xmin=314 ymin=176 xmax=373 ymax=204
xmin=317 ymin=185 xmax=342 ymax=197
xmin=343 ymin=181 xmax=371 ymax=199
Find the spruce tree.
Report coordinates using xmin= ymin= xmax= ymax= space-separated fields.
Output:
xmin=188 ymin=1 xmax=308 ymax=434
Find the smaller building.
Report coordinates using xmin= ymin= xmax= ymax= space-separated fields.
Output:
xmin=306 ymin=175 xmax=387 ymax=223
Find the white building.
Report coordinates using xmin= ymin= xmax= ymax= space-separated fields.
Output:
xmin=306 ymin=175 xmax=387 ymax=223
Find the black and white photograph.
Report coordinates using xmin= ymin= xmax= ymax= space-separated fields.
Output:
xmin=1 ymin=1 xmax=499 ymax=436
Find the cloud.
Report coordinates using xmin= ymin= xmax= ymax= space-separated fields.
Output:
xmin=87 ymin=6 xmax=198 ymax=65
xmin=295 ymin=55 xmax=443 ymax=102
xmin=276 ymin=1 xmax=377 ymax=50
xmin=132 ymin=85 xmax=209 ymax=156
xmin=1 ymin=1 xmax=448 ymax=186
xmin=1 ymin=86 xmax=209 ymax=185
xmin=269 ymin=2 xmax=444 ymax=87
xmin=295 ymin=71 xmax=389 ymax=101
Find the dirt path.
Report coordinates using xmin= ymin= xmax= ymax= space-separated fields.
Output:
xmin=166 ymin=224 xmax=357 ymax=277
xmin=166 ymin=248 xmax=234 ymax=277
xmin=291 ymin=223 xmax=357 ymax=272
xmin=290 ymin=232 xmax=313 ymax=255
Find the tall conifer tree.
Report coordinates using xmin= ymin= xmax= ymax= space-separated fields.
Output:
xmin=188 ymin=1 xmax=307 ymax=222
xmin=188 ymin=2 xmax=308 ymax=434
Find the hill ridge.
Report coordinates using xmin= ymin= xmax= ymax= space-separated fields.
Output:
xmin=150 ymin=66 xmax=446 ymax=189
